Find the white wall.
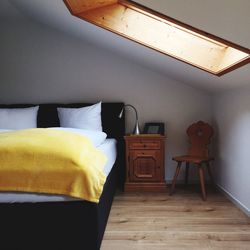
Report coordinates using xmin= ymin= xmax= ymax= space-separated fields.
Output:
xmin=213 ymin=87 xmax=250 ymax=214
xmin=0 ymin=18 xmax=212 ymax=182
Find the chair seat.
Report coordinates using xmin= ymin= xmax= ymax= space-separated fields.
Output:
xmin=173 ymin=155 xmax=214 ymax=164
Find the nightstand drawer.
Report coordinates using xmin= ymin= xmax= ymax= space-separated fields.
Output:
xmin=129 ymin=140 xmax=160 ymax=149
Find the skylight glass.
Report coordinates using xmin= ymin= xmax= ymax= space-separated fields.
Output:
xmin=64 ymin=0 xmax=250 ymax=76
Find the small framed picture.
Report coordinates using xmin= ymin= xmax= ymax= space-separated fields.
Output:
xmin=143 ymin=122 xmax=165 ymax=135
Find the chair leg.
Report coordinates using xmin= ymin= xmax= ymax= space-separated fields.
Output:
xmin=169 ymin=161 xmax=182 ymax=195
xmin=206 ymin=162 xmax=214 ymax=185
xmin=185 ymin=162 xmax=190 ymax=185
xmin=198 ymin=166 xmax=206 ymax=201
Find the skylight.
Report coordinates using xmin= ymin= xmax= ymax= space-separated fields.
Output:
xmin=64 ymin=0 xmax=250 ymax=76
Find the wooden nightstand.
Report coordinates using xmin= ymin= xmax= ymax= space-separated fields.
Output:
xmin=124 ymin=135 xmax=166 ymax=192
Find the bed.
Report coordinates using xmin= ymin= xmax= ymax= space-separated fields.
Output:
xmin=0 ymin=103 xmax=125 ymax=250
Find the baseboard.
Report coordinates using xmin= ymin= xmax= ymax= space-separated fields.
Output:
xmin=216 ymin=184 xmax=250 ymax=217
xmin=165 ymin=179 xmax=250 ymax=217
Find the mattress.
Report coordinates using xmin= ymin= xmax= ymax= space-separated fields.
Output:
xmin=0 ymin=138 xmax=117 ymax=203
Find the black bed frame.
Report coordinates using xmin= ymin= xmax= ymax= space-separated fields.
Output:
xmin=0 ymin=103 xmax=125 ymax=250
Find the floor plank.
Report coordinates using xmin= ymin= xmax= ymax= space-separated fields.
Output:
xmin=101 ymin=186 xmax=250 ymax=250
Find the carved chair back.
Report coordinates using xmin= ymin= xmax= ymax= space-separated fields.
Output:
xmin=187 ymin=121 xmax=213 ymax=157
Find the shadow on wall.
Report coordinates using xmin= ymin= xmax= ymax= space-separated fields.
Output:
xmin=212 ymin=88 xmax=250 ymax=211
xmin=214 ymin=111 xmax=250 ymax=182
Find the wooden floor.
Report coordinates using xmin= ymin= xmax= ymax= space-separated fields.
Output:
xmin=101 ymin=185 xmax=250 ymax=250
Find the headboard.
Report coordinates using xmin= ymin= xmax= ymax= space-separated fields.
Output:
xmin=0 ymin=103 xmax=125 ymax=140
xmin=0 ymin=102 xmax=126 ymax=188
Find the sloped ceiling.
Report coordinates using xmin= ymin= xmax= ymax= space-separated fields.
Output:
xmin=3 ymin=0 xmax=250 ymax=92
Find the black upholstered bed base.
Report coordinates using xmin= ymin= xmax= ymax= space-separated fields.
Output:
xmin=0 ymin=164 xmax=117 ymax=250
xmin=0 ymin=102 xmax=125 ymax=250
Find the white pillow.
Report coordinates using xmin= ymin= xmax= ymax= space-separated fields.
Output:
xmin=48 ymin=127 xmax=107 ymax=147
xmin=57 ymin=102 xmax=102 ymax=131
xmin=0 ymin=129 xmax=12 ymax=133
xmin=0 ymin=106 xmax=39 ymax=130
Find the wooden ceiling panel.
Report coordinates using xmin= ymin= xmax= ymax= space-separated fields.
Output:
xmin=64 ymin=0 xmax=118 ymax=14
xmin=64 ymin=0 xmax=250 ymax=75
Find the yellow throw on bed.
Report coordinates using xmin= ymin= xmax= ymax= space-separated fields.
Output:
xmin=0 ymin=129 xmax=107 ymax=203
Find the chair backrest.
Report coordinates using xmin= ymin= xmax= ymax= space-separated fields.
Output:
xmin=187 ymin=121 xmax=213 ymax=157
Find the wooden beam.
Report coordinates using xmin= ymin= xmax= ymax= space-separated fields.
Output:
xmin=64 ymin=0 xmax=118 ymax=14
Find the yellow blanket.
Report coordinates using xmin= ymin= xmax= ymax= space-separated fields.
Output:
xmin=0 ymin=129 xmax=107 ymax=203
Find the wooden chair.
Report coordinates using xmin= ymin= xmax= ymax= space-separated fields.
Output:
xmin=169 ymin=121 xmax=214 ymax=201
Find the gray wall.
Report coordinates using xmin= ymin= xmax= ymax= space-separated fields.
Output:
xmin=213 ymin=87 xmax=250 ymax=214
xmin=0 ymin=18 xmax=212 ymax=182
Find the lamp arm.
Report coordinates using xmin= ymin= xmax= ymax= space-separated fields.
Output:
xmin=123 ymin=104 xmax=138 ymax=121
xmin=119 ymin=104 xmax=140 ymax=135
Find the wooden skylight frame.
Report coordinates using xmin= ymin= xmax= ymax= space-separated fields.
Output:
xmin=64 ymin=0 xmax=250 ymax=76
